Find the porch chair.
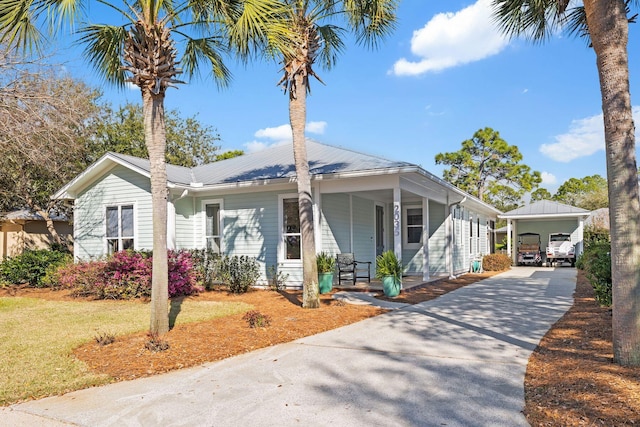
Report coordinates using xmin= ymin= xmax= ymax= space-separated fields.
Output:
xmin=336 ymin=253 xmax=371 ymax=285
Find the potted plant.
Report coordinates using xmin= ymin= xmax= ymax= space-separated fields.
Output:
xmin=316 ymin=252 xmax=336 ymax=294
xmin=376 ymin=250 xmax=402 ymax=297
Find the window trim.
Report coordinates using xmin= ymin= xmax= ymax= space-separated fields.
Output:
xmin=278 ymin=193 xmax=302 ymax=265
xmin=201 ymin=199 xmax=224 ymax=253
xmin=104 ymin=202 xmax=137 ymax=255
xmin=403 ymin=205 xmax=423 ymax=250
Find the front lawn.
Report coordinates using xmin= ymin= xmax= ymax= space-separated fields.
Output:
xmin=0 ymin=296 xmax=251 ymax=405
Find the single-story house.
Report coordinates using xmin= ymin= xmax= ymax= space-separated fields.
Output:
xmin=0 ymin=209 xmax=72 ymax=259
xmin=54 ymin=141 xmax=501 ymax=286
xmin=499 ymin=200 xmax=591 ymax=265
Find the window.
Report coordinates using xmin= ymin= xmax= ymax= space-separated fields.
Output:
xmin=404 ymin=206 xmax=423 ymax=248
xmin=106 ymin=205 xmax=134 ymax=254
xmin=282 ymin=198 xmax=301 ymax=260
xmin=205 ymin=203 xmax=221 ymax=254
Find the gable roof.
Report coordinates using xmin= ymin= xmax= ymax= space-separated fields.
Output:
xmin=499 ymin=200 xmax=590 ymax=219
xmin=53 ymin=141 xmax=501 ymax=215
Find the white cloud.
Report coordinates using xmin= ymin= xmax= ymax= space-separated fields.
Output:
xmin=541 ymin=106 xmax=640 ymax=162
xmin=540 ymin=172 xmax=557 ymax=185
xmin=245 ymin=121 xmax=328 ymax=153
xmin=392 ymin=0 xmax=509 ymax=76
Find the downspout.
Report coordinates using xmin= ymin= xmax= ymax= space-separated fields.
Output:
xmin=168 ymin=189 xmax=189 ymax=250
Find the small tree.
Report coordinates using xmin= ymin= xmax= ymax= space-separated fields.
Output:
xmin=435 ymin=127 xmax=541 ymax=207
xmin=0 ymin=53 xmax=100 ymax=244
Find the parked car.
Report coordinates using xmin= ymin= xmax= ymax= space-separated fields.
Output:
xmin=517 ymin=232 xmax=543 ymax=266
xmin=546 ymin=232 xmax=576 ymax=267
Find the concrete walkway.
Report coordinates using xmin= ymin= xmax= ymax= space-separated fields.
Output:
xmin=3 ymin=267 xmax=576 ymax=427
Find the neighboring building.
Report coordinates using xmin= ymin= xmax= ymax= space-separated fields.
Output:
xmin=0 ymin=209 xmax=72 ymax=258
xmin=54 ymin=141 xmax=501 ymax=287
xmin=499 ymin=200 xmax=591 ymax=265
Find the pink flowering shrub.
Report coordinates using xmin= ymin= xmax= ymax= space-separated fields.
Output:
xmin=52 ymin=250 xmax=200 ymax=299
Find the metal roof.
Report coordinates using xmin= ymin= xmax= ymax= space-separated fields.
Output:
xmin=499 ymin=200 xmax=590 ymax=219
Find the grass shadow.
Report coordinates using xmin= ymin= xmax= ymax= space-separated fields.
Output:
xmin=169 ymin=297 xmax=184 ymax=330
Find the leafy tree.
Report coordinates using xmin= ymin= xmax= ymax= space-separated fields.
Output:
xmin=554 ymin=175 xmax=608 ymax=210
xmin=435 ymin=127 xmax=541 ymax=208
xmin=214 ymin=149 xmax=244 ymax=161
xmin=493 ymin=0 xmax=640 ymax=366
xmin=531 ymin=188 xmax=552 ymax=202
xmin=0 ymin=0 xmax=282 ymax=337
xmin=0 ymin=53 xmax=100 ymax=245
xmin=90 ymin=103 xmax=230 ymax=167
xmin=269 ymin=0 xmax=398 ymax=308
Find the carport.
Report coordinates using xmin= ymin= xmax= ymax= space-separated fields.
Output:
xmin=499 ymin=200 xmax=591 ymax=265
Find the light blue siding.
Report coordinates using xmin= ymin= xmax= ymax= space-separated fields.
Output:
xmin=322 ymin=194 xmax=351 ymax=253
xmin=74 ymin=165 xmax=152 ymax=260
xmin=428 ymin=201 xmax=447 ymax=274
xmin=352 ymin=196 xmax=375 ymax=265
xmin=174 ymin=197 xmax=195 ymax=248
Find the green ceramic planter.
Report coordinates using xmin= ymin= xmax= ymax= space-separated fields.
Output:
xmin=382 ymin=275 xmax=401 ymax=297
xmin=318 ymin=272 xmax=334 ymax=294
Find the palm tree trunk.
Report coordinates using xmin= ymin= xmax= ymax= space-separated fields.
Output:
xmin=289 ymin=73 xmax=319 ymax=309
xmin=143 ymin=89 xmax=170 ymax=335
xmin=584 ymin=0 xmax=640 ymax=366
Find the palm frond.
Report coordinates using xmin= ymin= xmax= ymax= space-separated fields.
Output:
xmin=491 ymin=0 xmax=564 ymax=43
xmin=0 ymin=0 xmax=63 ymax=52
xmin=181 ymin=35 xmax=231 ymax=88
xmin=315 ymin=24 xmax=344 ymax=70
xmin=344 ymin=0 xmax=398 ymax=48
xmin=77 ymin=24 xmax=128 ymax=88
xmin=227 ymin=0 xmax=291 ymax=60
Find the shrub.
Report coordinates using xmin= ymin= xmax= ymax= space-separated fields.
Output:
xmin=50 ymin=250 xmax=201 ymax=299
xmin=145 ymin=332 xmax=170 ymax=352
xmin=188 ymin=249 xmax=222 ymax=290
xmin=94 ymin=330 xmax=116 ymax=346
xmin=218 ymin=255 xmax=260 ymax=294
xmin=242 ymin=310 xmax=272 ymax=328
xmin=0 ymin=249 xmax=71 ymax=287
xmin=482 ymin=253 xmax=512 ymax=271
xmin=267 ymin=265 xmax=289 ymax=291
xmin=578 ymin=242 xmax=612 ymax=306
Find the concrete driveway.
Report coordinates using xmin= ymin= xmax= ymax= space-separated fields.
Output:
xmin=3 ymin=267 xmax=576 ymax=427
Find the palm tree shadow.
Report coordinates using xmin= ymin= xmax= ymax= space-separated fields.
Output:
xmin=169 ymin=297 xmax=184 ymax=330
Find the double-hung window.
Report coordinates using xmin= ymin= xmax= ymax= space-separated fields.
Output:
xmin=106 ymin=205 xmax=134 ymax=254
xmin=205 ymin=202 xmax=221 ymax=254
xmin=282 ymin=198 xmax=301 ymax=260
xmin=404 ymin=206 xmax=423 ymax=249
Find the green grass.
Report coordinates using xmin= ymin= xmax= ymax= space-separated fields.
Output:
xmin=0 ymin=297 xmax=251 ymax=405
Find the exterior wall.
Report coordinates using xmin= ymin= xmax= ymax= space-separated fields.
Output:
xmin=321 ymin=193 xmax=351 ymax=254
xmin=0 ymin=220 xmax=72 ymax=258
xmin=74 ymin=165 xmax=152 ymax=260
xmin=352 ymin=196 xmax=376 ymax=265
xmin=174 ymin=197 xmax=195 ymax=249
xmin=515 ymin=219 xmax=580 ymax=245
xmin=428 ymin=201 xmax=447 ymax=274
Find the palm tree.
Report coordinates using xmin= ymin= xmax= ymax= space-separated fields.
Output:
xmin=274 ymin=0 xmax=398 ymax=308
xmin=492 ymin=0 xmax=640 ymax=366
xmin=0 ymin=0 xmax=284 ymax=336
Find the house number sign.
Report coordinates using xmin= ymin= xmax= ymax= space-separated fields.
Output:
xmin=393 ymin=204 xmax=400 ymax=236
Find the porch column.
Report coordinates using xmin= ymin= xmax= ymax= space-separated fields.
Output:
xmin=313 ymin=184 xmax=322 ymax=253
xmin=506 ymin=219 xmax=512 ymax=257
xmin=446 ymin=196 xmax=453 ymax=279
xmin=422 ymin=197 xmax=429 ymax=281
xmin=577 ymin=216 xmax=585 ymax=257
xmin=167 ymin=200 xmax=176 ymax=250
xmin=393 ymin=186 xmax=402 ymax=261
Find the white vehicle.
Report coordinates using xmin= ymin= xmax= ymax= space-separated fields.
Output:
xmin=546 ymin=233 xmax=576 ymax=267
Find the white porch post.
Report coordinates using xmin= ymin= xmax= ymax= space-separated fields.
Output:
xmin=393 ymin=186 xmax=402 ymax=261
xmin=446 ymin=197 xmax=453 ymax=279
xmin=167 ymin=200 xmax=176 ymax=250
xmin=422 ymin=197 xmax=429 ymax=281
xmin=506 ymin=219 xmax=512 ymax=258
xmin=313 ymin=184 xmax=322 ymax=253
xmin=577 ymin=216 xmax=585 ymax=257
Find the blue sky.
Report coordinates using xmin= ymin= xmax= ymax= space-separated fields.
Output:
xmin=57 ymin=0 xmax=640 ymax=194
